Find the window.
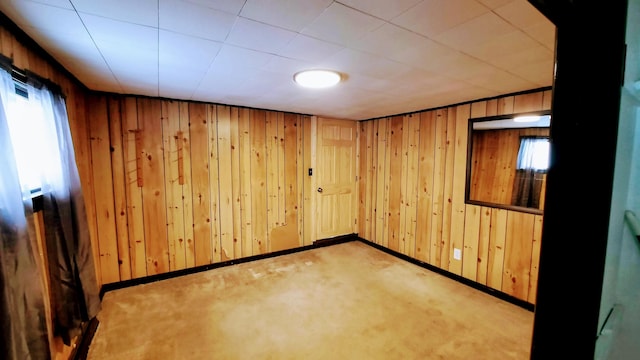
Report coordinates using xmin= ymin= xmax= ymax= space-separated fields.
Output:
xmin=516 ymin=137 xmax=550 ymax=171
xmin=5 ymin=80 xmax=61 ymax=198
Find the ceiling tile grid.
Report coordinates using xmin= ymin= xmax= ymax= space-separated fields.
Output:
xmin=0 ymin=0 xmax=555 ymax=120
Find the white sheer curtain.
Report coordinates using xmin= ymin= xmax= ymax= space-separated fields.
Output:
xmin=516 ymin=137 xmax=550 ymax=171
xmin=0 ymin=67 xmax=50 ymax=358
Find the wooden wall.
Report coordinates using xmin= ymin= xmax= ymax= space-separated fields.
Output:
xmin=357 ymin=90 xmax=552 ymax=304
xmin=87 ymin=95 xmax=313 ymax=284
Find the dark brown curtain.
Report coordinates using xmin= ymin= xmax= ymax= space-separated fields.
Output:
xmin=512 ymin=169 xmax=545 ymax=208
xmin=42 ymin=87 xmax=100 ymax=344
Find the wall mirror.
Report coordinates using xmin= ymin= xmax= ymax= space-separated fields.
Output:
xmin=465 ymin=110 xmax=551 ymax=214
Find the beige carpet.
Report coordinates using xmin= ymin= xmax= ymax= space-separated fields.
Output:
xmin=87 ymin=241 xmax=534 ymax=359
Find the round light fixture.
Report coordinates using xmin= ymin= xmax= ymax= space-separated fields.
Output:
xmin=513 ymin=115 xmax=542 ymax=123
xmin=293 ymin=69 xmax=341 ymax=89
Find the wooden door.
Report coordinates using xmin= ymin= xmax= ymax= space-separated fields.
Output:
xmin=315 ymin=117 xmax=357 ymax=239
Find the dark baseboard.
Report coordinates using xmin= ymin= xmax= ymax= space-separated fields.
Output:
xmin=312 ymin=233 xmax=358 ymax=247
xmin=70 ymin=316 xmax=99 ymax=360
xmin=100 ymin=234 xmax=359 ymax=299
xmin=355 ymin=236 xmax=535 ymax=312
xmin=99 ymin=232 xmax=531 ymax=312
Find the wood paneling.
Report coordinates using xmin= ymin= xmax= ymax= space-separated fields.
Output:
xmin=85 ymin=99 xmax=312 ymax=282
xmin=357 ymin=90 xmax=551 ymax=304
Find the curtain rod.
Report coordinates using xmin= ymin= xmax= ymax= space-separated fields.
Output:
xmin=0 ymin=53 xmax=64 ymax=97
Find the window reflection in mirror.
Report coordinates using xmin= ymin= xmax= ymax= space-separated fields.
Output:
xmin=465 ymin=111 xmax=551 ymax=214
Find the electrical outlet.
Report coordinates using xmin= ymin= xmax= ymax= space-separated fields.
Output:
xmin=453 ymin=248 xmax=461 ymax=260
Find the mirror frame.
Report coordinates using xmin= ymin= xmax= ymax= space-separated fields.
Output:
xmin=465 ymin=110 xmax=551 ymax=215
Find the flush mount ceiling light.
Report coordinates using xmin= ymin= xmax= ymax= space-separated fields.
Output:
xmin=513 ymin=114 xmax=550 ymax=123
xmin=293 ymin=69 xmax=341 ymax=89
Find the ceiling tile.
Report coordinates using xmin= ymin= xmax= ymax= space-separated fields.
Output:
xmin=159 ymin=30 xmax=223 ymax=98
xmin=0 ymin=0 xmax=80 ymax=32
xmin=494 ymin=0 xmax=550 ymax=30
xmin=352 ymin=23 xmax=458 ymax=70
xmin=519 ymin=20 xmax=556 ymax=51
xmin=353 ymin=23 xmax=424 ymax=58
xmin=211 ymin=45 xmax=274 ymax=70
xmin=391 ymin=0 xmax=489 ymax=38
xmin=226 ymin=17 xmax=297 ymax=54
xmin=320 ymin=48 xmax=411 ymax=80
xmin=302 ymin=2 xmax=384 ymax=46
xmin=159 ymin=30 xmax=222 ymax=71
xmin=462 ymin=30 xmax=541 ymax=66
xmin=476 ymin=0 xmax=512 ymax=10
xmin=277 ymin=34 xmax=344 ymax=62
xmin=508 ymin=55 xmax=554 ymax=86
xmin=27 ymin=0 xmax=74 ymax=9
xmin=262 ymin=56 xmax=311 ymax=75
xmin=240 ymin=0 xmax=332 ymax=32
xmin=72 ymin=0 xmax=158 ymax=27
xmin=159 ymin=0 xmax=236 ymax=41
xmin=337 ymin=0 xmax=422 ymax=21
xmin=433 ymin=12 xmax=515 ymax=52
xmin=420 ymin=51 xmax=496 ymax=81
xmin=183 ymin=0 xmax=246 ymax=14
xmin=464 ymin=67 xmax=536 ymax=93
xmin=81 ymin=14 xmax=158 ymax=93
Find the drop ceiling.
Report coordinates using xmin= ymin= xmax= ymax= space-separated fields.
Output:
xmin=0 ymin=0 xmax=556 ymax=121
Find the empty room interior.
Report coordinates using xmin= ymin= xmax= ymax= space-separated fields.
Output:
xmin=0 ymin=1 xmax=637 ymax=359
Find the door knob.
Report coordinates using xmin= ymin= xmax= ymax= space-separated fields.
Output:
xmin=317 ymin=187 xmax=323 ymax=193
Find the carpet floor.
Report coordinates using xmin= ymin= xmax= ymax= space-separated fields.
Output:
xmin=86 ymin=241 xmax=534 ymax=359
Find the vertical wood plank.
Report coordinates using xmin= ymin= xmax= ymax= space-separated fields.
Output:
xmin=230 ymin=107 xmax=242 ymax=259
xmin=387 ymin=116 xmax=403 ymax=252
xmin=88 ymin=94 xmax=120 ymax=284
xmin=208 ymin=105 xmax=221 ymax=263
xmin=362 ymin=121 xmax=374 ymax=240
xmin=416 ymin=111 xmax=435 ymax=262
xmin=107 ymin=96 xmax=132 ymax=280
xmin=430 ymin=109 xmax=447 ymax=268
xmin=502 ymin=211 xmax=535 ymax=300
xmin=528 ymin=214 xmax=544 ymax=304
xmin=462 ymin=204 xmax=481 ymax=281
xmin=404 ymin=114 xmax=420 ymax=258
xmin=122 ymin=97 xmax=147 ymax=278
xmin=487 ymin=208 xmax=507 ymax=290
xmin=179 ymin=102 xmax=195 ymax=268
xmin=476 ymin=206 xmax=492 ymax=285
xmin=277 ymin=113 xmax=286 ymax=227
xmin=448 ymin=104 xmax=470 ymax=275
xmin=137 ymin=97 xmax=169 ymax=275
xmin=302 ymin=116 xmax=314 ymax=245
xmin=297 ymin=115 xmax=305 ymax=247
xmin=251 ymin=109 xmax=268 ymax=254
xmin=358 ymin=121 xmax=368 ymax=238
xmin=161 ymin=100 xmax=186 ymax=271
xmin=513 ymin=92 xmax=544 ymax=113
xmin=375 ymin=119 xmax=387 ymax=246
xmin=189 ymin=102 xmax=212 ymax=266
xmin=265 ymin=111 xmax=279 ymax=250
xmin=542 ymin=90 xmax=553 ymax=110
xmin=239 ymin=108 xmax=254 ymax=255
xmin=398 ymin=115 xmax=410 ymax=255
xmin=217 ymin=105 xmax=234 ymax=261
